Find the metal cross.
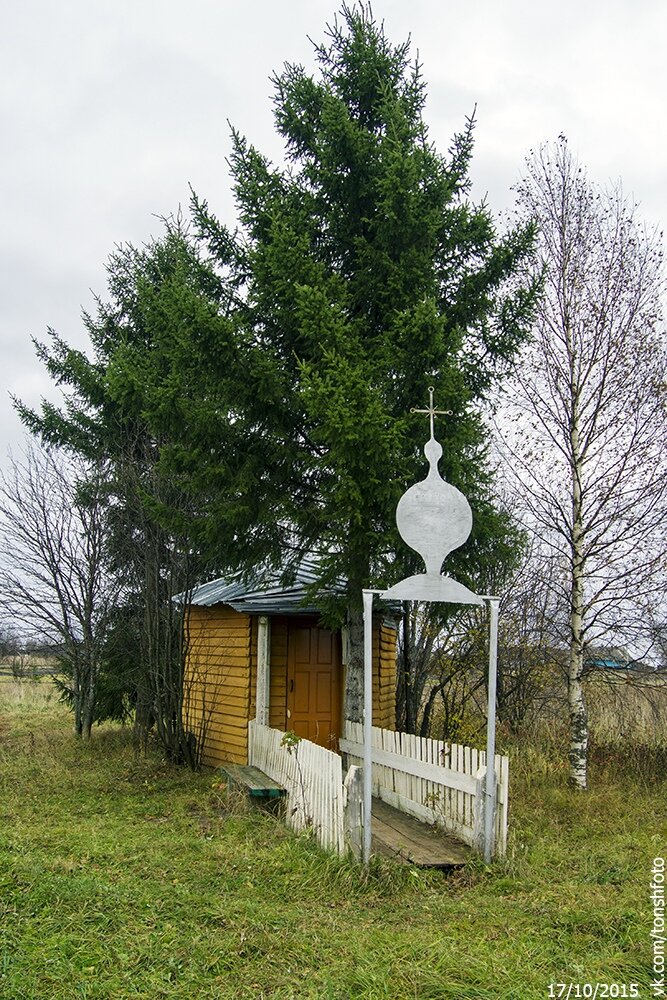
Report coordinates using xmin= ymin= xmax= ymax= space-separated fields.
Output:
xmin=410 ymin=386 xmax=452 ymax=439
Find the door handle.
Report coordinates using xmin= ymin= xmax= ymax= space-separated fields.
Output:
xmin=289 ymin=679 xmax=294 ymax=693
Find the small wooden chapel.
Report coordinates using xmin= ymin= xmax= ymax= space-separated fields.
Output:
xmin=182 ymin=558 xmax=398 ymax=767
xmin=180 ymin=388 xmax=508 ymax=864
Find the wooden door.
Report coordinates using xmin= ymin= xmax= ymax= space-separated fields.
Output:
xmin=286 ymin=621 xmax=341 ymax=750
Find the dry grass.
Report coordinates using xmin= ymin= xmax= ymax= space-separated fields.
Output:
xmin=0 ymin=674 xmax=59 ymax=712
xmin=585 ymin=671 xmax=667 ymax=744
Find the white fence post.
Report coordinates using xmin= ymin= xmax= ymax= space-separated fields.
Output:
xmin=472 ymin=766 xmax=487 ymax=855
xmin=362 ymin=589 xmax=374 ymax=865
xmin=255 ymin=616 xmax=270 ymax=726
xmin=343 ymin=765 xmax=363 ymax=859
xmin=484 ymin=597 xmax=499 ymax=863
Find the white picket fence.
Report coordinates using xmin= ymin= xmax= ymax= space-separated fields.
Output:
xmin=340 ymin=722 xmax=509 ymax=856
xmin=248 ymin=720 xmax=509 ymax=858
xmin=248 ymin=721 xmax=346 ymax=852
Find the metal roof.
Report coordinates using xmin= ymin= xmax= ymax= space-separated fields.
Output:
xmin=186 ymin=555 xmax=344 ymax=616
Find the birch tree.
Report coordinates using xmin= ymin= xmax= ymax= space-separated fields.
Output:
xmin=500 ymin=137 xmax=667 ymax=788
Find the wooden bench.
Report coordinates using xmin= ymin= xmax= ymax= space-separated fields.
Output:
xmin=218 ymin=763 xmax=286 ymax=800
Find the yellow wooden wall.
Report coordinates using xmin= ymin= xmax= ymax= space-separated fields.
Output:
xmin=183 ymin=608 xmax=398 ymax=767
xmin=182 ymin=605 xmax=253 ymax=766
xmin=374 ymin=620 xmax=397 ymax=730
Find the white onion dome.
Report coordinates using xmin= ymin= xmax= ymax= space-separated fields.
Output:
xmin=395 ymin=435 xmax=473 ymax=576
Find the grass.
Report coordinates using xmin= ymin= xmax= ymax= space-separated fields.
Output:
xmin=0 ymin=678 xmax=664 ymax=999
xmin=586 ymin=671 xmax=667 ymax=745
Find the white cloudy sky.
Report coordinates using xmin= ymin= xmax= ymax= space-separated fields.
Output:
xmin=1 ymin=0 xmax=666 ymax=467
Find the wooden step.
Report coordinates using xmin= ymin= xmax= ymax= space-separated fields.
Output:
xmin=218 ymin=763 xmax=286 ymax=799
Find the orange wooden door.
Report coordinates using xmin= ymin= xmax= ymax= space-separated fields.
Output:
xmin=286 ymin=621 xmax=341 ymax=750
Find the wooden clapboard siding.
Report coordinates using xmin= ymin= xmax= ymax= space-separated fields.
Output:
xmin=373 ymin=621 xmax=397 ymax=730
xmin=183 ymin=605 xmax=253 ymax=766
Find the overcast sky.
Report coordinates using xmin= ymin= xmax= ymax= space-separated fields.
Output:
xmin=1 ymin=0 xmax=666 ymax=468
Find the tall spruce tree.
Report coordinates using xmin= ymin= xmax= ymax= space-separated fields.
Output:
xmin=191 ymin=5 xmax=537 ymax=720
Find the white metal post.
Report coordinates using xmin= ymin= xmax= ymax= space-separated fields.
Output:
xmin=362 ymin=589 xmax=374 ymax=865
xmin=484 ymin=597 xmax=499 ymax=863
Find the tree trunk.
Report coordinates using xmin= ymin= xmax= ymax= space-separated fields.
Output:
xmin=568 ymin=406 xmax=588 ymax=789
xmin=81 ymin=656 xmax=96 ymax=741
xmin=419 ymin=684 xmax=440 ymax=738
xmin=568 ymin=550 xmax=588 ymax=788
xmin=345 ymin=600 xmax=365 ymax=723
xmin=72 ymin=659 xmax=85 ymax=738
xmin=567 ymin=649 xmax=587 ymax=788
xmin=401 ymin=604 xmax=418 ymax=734
xmin=81 ymin=677 xmax=94 ymax=740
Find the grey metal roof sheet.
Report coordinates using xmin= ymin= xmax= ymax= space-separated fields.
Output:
xmin=186 ymin=556 xmax=344 ymax=616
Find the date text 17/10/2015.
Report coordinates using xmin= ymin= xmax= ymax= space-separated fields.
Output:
xmin=547 ymin=986 xmax=639 ymax=999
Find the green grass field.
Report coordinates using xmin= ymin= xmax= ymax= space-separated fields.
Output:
xmin=0 ymin=678 xmax=664 ymax=999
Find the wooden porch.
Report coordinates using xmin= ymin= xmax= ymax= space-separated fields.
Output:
xmin=218 ymin=759 xmax=470 ymax=867
xmin=245 ymin=719 xmax=509 ymax=863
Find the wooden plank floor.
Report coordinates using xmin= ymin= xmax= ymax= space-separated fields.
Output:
xmin=371 ymin=797 xmax=470 ymax=868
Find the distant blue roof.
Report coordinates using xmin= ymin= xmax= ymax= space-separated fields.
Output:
xmin=186 ymin=556 xmax=344 ymax=616
xmin=589 ymin=658 xmax=626 ymax=670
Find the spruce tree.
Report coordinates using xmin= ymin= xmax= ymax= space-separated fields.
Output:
xmin=20 ymin=7 xmax=536 ymax=728
xmin=16 ymin=222 xmax=228 ymax=760
xmin=191 ymin=5 xmax=537 ymax=719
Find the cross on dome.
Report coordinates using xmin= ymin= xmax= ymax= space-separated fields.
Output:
xmin=410 ymin=386 xmax=452 ymax=440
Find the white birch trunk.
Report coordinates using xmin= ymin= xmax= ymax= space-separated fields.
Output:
xmin=568 ymin=393 xmax=588 ymax=789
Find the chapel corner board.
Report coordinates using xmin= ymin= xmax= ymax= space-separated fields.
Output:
xmin=181 ymin=565 xmax=398 ymax=768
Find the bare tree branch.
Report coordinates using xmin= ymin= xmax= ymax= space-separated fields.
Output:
xmin=0 ymin=443 xmax=114 ymax=738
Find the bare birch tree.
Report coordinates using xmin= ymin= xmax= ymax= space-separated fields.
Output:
xmin=0 ymin=445 xmax=113 ymax=738
xmin=498 ymin=137 xmax=667 ymax=788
